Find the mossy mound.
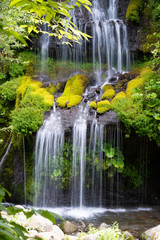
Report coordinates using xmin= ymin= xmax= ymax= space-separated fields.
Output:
xmin=97 ymin=100 xmax=111 ymax=114
xmin=11 ymin=76 xmax=54 ymax=135
xmin=102 ymin=89 xmax=116 ymax=100
xmin=90 ymin=101 xmax=97 ymax=109
xmin=46 ymin=83 xmax=56 ymax=95
xmin=0 ymin=77 xmax=22 ymax=101
xmin=126 ymin=77 xmax=144 ymax=97
xmin=126 ymin=0 xmax=144 ymax=23
xmin=111 ymin=92 xmax=127 ymax=105
xmin=56 ymin=74 xmax=89 ymax=108
xmin=102 ymin=84 xmax=114 ymax=92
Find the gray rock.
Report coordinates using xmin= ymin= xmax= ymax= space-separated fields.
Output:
xmin=141 ymin=225 xmax=160 ymax=240
xmin=60 ymin=221 xmax=78 ymax=234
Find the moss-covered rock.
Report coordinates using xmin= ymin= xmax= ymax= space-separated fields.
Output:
xmin=126 ymin=0 xmax=144 ymax=23
xmin=111 ymin=91 xmax=127 ymax=105
xmin=90 ymin=101 xmax=97 ymax=109
xmin=46 ymin=83 xmax=56 ymax=95
xmin=97 ymin=100 xmax=111 ymax=114
xmin=0 ymin=77 xmax=22 ymax=101
xmin=102 ymin=89 xmax=116 ymax=100
xmin=102 ymin=84 xmax=114 ymax=92
xmin=11 ymin=76 xmax=54 ymax=135
xmin=56 ymin=74 xmax=89 ymax=108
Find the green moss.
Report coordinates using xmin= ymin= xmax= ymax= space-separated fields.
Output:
xmin=11 ymin=107 xmax=43 ymax=135
xmin=46 ymin=83 xmax=56 ymax=94
xmin=126 ymin=0 xmax=144 ymax=23
xmin=97 ymin=100 xmax=111 ymax=114
xmin=111 ymin=91 xmax=127 ymax=105
xmin=56 ymin=74 xmax=89 ymax=108
xmin=102 ymin=84 xmax=114 ymax=92
xmin=0 ymin=77 xmax=22 ymax=101
xmin=56 ymin=82 xmax=66 ymax=93
xmin=101 ymin=89 xmax=115 ymax=100
xmin=11 ymin=76 xmax=54 ymax=135
xmin=90 ymin=101 xmax=97 ymax=109
xmin=67 ymin=95 xmax=82 ymax=108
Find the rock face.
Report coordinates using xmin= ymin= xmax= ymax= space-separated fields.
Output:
xmin=141 ymin=225 xmax=160 ymax=240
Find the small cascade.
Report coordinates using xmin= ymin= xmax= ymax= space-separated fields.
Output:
xmin=88 ymin=117 xmax=104 ymax=206
xmin=34 ymin=103 xmax=64 ymax=207
xmin=23 ymin=136 xmax=26 ymax=205
xmin=40 ymin=23 xmax=50 ymax=78
xmin=56 ymin=0 xmax=130 ymax=84
xmin=0 ymin=137 xmax=12 ymax=170
xmin=72 ymin=104 xmax=89 ymax=207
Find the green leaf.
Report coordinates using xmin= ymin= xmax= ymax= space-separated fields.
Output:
xmin=36 ymin=210 xmax=64 ymax=223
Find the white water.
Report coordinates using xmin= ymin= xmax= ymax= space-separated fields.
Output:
xmin=57 ymin=0 xmax=130 ymax=84
xmin=34 ymin=103 xmax=64 ymax=207
xmin=72 ymin=104 xmax=89 ymax=207
xmin=0 ymin=137 xmax=12 ymax=170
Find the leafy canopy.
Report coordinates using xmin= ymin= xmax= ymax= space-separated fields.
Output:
xmin=1 ymin=0 xmax=92 ymax=46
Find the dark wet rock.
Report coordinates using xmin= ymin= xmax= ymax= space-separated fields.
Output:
xmin=108 ymin=77 xmax=117 ymax=83
xmin=123 ymin=231 xmax=134 ymax=240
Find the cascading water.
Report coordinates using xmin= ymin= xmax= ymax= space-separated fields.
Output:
xmin=72 ymin=104 xmax=89 ymax=207
xmin=34 ymin=103 xmax=64 ymax=207
xmin=56 ymin=0 xmax=130 ymax=84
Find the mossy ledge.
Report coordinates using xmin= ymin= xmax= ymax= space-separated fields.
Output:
xmin=126 ymin=0 xmax=145 ymax=23
xmin=56 ymin=74 xmax=89 ymax=108
xmin=11 ymin=76 xmax=54 ymax=136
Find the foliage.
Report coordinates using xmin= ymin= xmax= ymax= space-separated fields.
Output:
xmin=57 ymin=74 xmax=88 ymax=108
xmin=126 ymin=0 xmax=144 ymax=23
xmin=122 ymin=166 xmax=143 ymax=188
xmin=10 ymin=76 xmax=54 ymax=135
xmin=11 ymin=107 xmax=43 ymax=135
xmin=0 ymin=184 xmax=64 ymax=240
xmin=0 ymin=77 xmax=22 ymax=101
xmin=111 ymin=91 xmax=126 ymax=105
xmin=102 ymin=143 xmax=124 ymax=177
xmin=112 ymin=71 xmax=160 ymax=144
xmin=0 ymin=0 xmax=92 ymax=50
xmin=77 ymin=222 xmax=126 ymax=240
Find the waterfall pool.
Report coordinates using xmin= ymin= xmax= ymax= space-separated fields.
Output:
xmin=33 ymin=206 xmax=160 ymax=236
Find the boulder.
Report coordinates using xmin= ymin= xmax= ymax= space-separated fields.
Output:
xmin=82 ymin=234 xmax=97 ymax=240
xmin=25 ymin=214 xmax=54 ymax=232
xmin=60 ymin=220 xmax=78 ymax=234
xmin=98 ymin=223 xmax=109 ymax=230
xmin=141 ymin=225 xmax=160 ymax=240
xmin=123 ymin=231 xmax=134 ymax=240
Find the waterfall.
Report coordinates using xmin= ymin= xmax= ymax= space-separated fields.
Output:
xmin=41 ymin=23 xmax=50 ymax=78
xmin=34 ymin=103 xmax=64 ymax=207
xmin=56 ymin=0 xmax=130 ymax=84
xmin=72 ymin=104 xmax=89 ymax=207
xmin=88 ymin=117 xmax=104 ymax=206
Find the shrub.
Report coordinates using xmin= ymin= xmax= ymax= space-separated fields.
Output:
xmin=0 ymin=77 xmax=22 ymax=101
xmin=111 ymin=91 xmax=126 ymax=105
xmin=11 ymin=107 xmax=43 ymax=135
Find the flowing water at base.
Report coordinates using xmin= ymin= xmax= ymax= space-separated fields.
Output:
xmin=33 ymin=206 xmax=160 ymax=236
